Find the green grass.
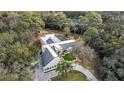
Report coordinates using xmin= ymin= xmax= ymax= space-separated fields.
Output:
xmin=63 ymin=54 xmax=75 ymax=61
xmin=51 ymin=70 xmax=87 ymax=81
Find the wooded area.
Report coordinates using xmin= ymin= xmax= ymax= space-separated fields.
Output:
xmin=0 ymin=11 xmax=124 ymax=80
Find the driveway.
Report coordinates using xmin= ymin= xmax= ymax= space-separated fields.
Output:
xmin=71 ymin=63 xmax=98 ymax=81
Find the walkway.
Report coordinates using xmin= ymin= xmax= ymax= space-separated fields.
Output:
xmin=71 ymin=63 xmax=98 ymax=81
xmin=35 ymin=68 xmax=58 ymax=81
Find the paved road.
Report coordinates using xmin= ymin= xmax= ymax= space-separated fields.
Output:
xmin=71 ymin=63 xmax=98 ymax=81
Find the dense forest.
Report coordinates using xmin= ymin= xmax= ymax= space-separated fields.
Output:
xmin=0 ymin=12 xmax=43 ymax=80
xmin=0 ymin=11 xmax=124 ymax=80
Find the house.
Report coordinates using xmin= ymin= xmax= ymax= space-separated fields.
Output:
xmin=40 ymin=34 xmax=75 ymax=72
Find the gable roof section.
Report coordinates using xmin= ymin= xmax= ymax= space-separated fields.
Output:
xmin=46 ymin=38 xmax=54 ymax=44
xmin=43 ymin=40 xmax=75 ymax=48
xmin=41 ymin=46 xmax=58 ymax=67
xmin=40 ymin=34 xmax=61 ymax=45
xmin=60 ymin=41 xmax=75 ymax=50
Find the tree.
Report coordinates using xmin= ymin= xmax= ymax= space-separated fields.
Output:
xmin=0 ymin=31 xmax=16 ymax=47
xmin=98 ymin=46 xmax=124 ymax=80
xmin=63 ymin=26 xmax=70 ymax=37
xmin=71 ymin=12 xmax=102 ymax=35
xmin=0 ymin=20 xmax=5 ymax=31
xmin=72 ymin=39 xmax=84 ymax=57
xmin=64 ymin=11 xmax=86 ymax=18
xmin=0 ymin=12 xmax=42 ymax=80
xmin=79 ymin=12 xmax=103 ymax=30
xmin=56 ymin=60 xmax=72 ymax=77
xmin=83 ymin=27 xmax=99 ymax=42
xmin=79 ymin=46 xmax=96 ymax=67
xmin=88 ymin=34 xmax=105 ymax=51
xmin=44 ymin=12 xmax=74 ymax=31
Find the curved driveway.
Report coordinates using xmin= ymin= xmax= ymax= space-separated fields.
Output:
xmin=71 ymin=63 xmax=98 ymax=81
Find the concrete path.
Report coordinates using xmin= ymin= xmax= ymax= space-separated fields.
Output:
xmin=71 ymin=63 xmax=98 ymax=81
xmin=35 ymin=68 xmax=58 ymax=81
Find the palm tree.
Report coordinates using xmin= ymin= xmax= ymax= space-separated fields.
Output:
xmin=56 ymin=60 xmax=71 ymax=77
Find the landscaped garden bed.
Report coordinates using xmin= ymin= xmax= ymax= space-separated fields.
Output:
xmin=51 ymin=70 xmax=87 ymax=81
xmin=63 ymin=54 xmax=75 ymax=61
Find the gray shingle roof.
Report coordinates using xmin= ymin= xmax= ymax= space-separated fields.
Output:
xmin=56 ymin=36 xmax=66 ymax=41
xmin=60 ymin=42 xmax=75 ymax=50
xmin=46 ymin=39 xmax=54 ymax=44
xmin=40 ymin=48 xmax=54 ymax=66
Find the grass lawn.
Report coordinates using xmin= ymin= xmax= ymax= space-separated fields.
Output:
xmin=63 ymin=54 xmax=75 ymax=61
xmin=51 ymin=70 xmax=87 ymax=81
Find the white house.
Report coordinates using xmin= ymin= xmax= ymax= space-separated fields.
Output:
xmin=40 ymin=34 xmax=75 ymax=72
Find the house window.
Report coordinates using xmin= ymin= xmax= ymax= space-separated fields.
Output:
xmin=53 ymin=65 xmax=56 ymax=68
xmin=47 ymin=68 xmax=49 ymax=70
